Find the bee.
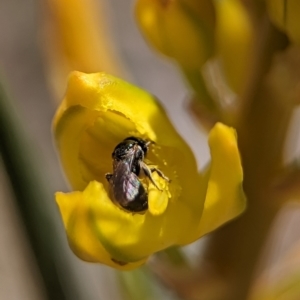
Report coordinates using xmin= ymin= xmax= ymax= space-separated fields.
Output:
xmin=105 ymin=137 xmax=169 ymax=213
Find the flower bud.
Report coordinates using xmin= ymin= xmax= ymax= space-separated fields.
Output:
xmin=135 ymin=0 xmax=215 ymax=70
xmin=214 ymin=0 xmax=254 ymax=94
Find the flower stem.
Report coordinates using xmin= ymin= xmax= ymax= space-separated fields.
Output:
xmin=182 ymin=67 xmax=220 ymax=113
xmin=163 ymin=246 xmax=190 ymax=267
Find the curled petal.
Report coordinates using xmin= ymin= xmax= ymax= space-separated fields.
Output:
xmin=196 ymin=123 xmax=246 ymax=239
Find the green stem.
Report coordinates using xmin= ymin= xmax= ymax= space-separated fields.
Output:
xmin=162 ymin=246 xmax=190 ymax=267
xmin=182 ymin=67 xmax=220 ymax=113
xmin=0 ymin=80 xmax=80 ymax=300
xmin=118 ymin=266 xmax=177 ymax=300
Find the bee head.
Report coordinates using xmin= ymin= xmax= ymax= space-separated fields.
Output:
xmin=112 ymin=137 xmax=151 ymax=160
xmin=124 ymin=137 xmax=151 ymax=155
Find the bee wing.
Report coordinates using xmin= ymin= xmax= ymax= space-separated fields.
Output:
xmin=124 ymin=172 xmax=143 ymax=201
xmin=110 ymin=162 xmax=141 ymax=202
xmin=110 ymin=161 xmax=147 ymax=211
xmin=123 ymin=172 xmax=148 ymax=212
xmin=112 ymin=152 xmax=135 ymax=171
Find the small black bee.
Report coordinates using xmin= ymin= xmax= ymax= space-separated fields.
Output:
xmin=106 ymin=137 xmax=169 ymax=212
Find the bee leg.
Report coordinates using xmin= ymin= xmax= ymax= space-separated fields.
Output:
xmin=145 ymin=140 xmax=153 ymax=147
xmin=150 ymin=167 xmax=170 ymax=182
xmin=105 ymin=173 xmax=113 ymax=182
xmin=140 ymin=162 xmax=162 ymax=191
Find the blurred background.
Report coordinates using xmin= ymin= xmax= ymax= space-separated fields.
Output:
xmin=2 ymin=0 xmax=300 ymax=299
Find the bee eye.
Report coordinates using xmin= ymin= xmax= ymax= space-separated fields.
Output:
xmin=127 ymin=143 xmax=134 ymax=149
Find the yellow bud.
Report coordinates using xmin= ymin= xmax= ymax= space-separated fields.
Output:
xmin=42 ymin=0 xmax=125 ymax=98
xmin=267 ymin=0 xmax=300 ymax=45
xmin=135 ymin=0 xmax=215 ymax=70
xmin=214 ymin=0 xmax=254 ymax=94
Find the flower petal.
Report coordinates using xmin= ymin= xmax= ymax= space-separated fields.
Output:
xmin=56 ymin=183 xmax=146 ymax=270
xmin=56 ymin=180 xmax=197 ymax=266
xmin=196 ymin=123 xmax=246 ymax=238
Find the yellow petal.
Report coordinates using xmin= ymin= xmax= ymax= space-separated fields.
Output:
xmin=196 ymin=123 xmax=246 ymax=238
xmin=56 ymin=180 xmax=199 ymax=265
xmin=56 ymin=184 xmax=146 ymax=270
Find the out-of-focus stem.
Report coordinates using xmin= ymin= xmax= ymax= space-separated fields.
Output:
xmin=119 ymin=266 xmax=176 ymax=300
xmin=200 ymin=17 xmax=291 ymax=300
xmin=161 ymin=246 xmax=190 ymax=267
xmin=0 ymin=80 xmax=81 ymax=300
xmin=272 ymin=159 xmax=300 ymax=205
xmin=182 ymin=68 xmax=220 ymax=113
xmin=154 ymin=14 xmax=293 ymax=300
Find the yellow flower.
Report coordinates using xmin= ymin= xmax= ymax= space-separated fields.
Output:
xmin=53 ymin=71 xmax=246 ymax=270
xmin=135 ymin=0 xmax=215 ymax=70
